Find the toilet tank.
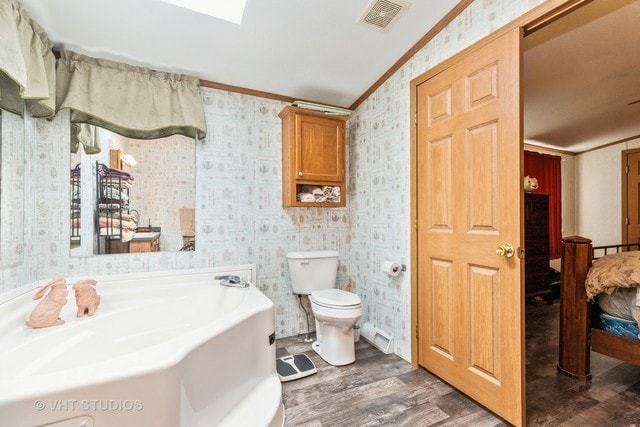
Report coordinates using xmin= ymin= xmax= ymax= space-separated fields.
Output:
xmin=286 ymin=250 xmax=339 ymax=295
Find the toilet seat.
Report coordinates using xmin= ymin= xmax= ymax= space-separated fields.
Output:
xmin=310 ymin=289 xmax=361 ymax=309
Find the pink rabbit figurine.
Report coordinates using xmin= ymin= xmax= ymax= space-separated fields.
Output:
xmin=72 ymin=279 xmax=100 ymax=317
xmin=25 ymin=277 xmax=68 ymax=328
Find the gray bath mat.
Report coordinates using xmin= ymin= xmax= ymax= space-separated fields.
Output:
xmin=276 ymin=353 xmax=317 ymax=382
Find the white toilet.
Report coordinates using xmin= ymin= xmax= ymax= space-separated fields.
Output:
xmin=286 ymin=250 xmax=363 ymax=366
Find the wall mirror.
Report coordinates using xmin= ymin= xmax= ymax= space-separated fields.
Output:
xmin=0 ymin=111 xmax=26 ymax=269
xmin=70 ymin=127 xmax=195 ymax=256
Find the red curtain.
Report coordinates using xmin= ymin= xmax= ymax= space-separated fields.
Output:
xmin=524 ymin=151 xmax=562 ymax=259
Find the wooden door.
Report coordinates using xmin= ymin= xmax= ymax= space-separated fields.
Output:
xmin=415 ymin=28 xmax=524 ymax=426
xmin=623 ymin=149 xmax=640 ymax=244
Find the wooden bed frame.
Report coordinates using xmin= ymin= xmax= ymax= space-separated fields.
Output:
xmin=557 ymin=236 xmax=640 ymax=380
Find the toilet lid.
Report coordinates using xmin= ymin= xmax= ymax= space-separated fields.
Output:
xmin=311 ymin=289 xmax=361 ymax=307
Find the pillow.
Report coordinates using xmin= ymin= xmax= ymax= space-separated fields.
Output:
xmin=584 ymin=251 xmax=640 ymax=300
xmin=598 ymin=287 xmax=640 ymax=326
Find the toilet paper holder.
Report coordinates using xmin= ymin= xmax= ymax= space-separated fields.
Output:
xmin=381 ymin=261 xmax=406 ymax=276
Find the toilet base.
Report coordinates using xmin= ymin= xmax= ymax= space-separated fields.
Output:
xmin=312 ymin=323 xmax=356 ymax=366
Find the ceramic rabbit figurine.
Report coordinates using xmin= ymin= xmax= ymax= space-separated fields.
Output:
xmin=72 ymin=279 xmax=100 ymax=317
xmin=25 ymin=277 xmax=68 ymax=328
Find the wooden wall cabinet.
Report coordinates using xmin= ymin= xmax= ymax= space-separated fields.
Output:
xmin=524 ymin=193 xmax=552 ymax=303
xmin=279 ymin=106 xmax=348 ymax=207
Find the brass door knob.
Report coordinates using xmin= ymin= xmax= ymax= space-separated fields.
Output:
xmin=298 ymin=171 xmax=303 ymax=177
xmin=496 ymin=243 xmax=515 ymax=258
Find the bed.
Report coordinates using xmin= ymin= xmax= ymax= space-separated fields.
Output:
xmin=557 ymin=236 xmax=640 ymax=380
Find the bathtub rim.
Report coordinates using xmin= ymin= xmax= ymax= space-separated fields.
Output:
xmin=0 ymin=264 xmax=257 ymax=306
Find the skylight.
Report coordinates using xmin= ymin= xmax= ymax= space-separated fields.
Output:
xmin=156 ymin=0 xmax=247 ymax=24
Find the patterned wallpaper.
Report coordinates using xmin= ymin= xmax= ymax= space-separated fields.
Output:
xmin=0 ymin=110 xmax=37 ymax=290
xmin=0 ymin=0 xmax=546 ymax=361
xmin=0 ymin=112 xmax=25 ymax=270
xmin=0 ymin=92 xmax=352 ymax=341
xmin=347 ymin=0 xmax=545 ymax=360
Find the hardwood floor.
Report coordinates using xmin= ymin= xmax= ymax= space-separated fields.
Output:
xmin=277 ymin=302 xmax=640 ymax=426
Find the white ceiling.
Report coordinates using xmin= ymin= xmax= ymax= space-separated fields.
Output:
xmin=17 ymin=0 xmax=640 ymax=153
xmin=524 ymin=0 xmax=640 ymax=153
xmin=19 ymin=0 xmax=460 ymax=108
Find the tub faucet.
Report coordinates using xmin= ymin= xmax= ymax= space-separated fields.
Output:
xmin=216 ymin=275 xmax=248 ymax=288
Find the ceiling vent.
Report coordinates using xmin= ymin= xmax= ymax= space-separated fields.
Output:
xmin=358 ymin=0 xmax=411 ymax=31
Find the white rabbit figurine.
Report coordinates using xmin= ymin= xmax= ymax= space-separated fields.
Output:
xmin=72 ymin=279 xmax=100 ymax=317
xmin=25 ymin=277 xmax=68 ymax=328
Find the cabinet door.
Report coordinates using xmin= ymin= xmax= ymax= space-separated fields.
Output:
xmin=295 ymin=114 xmax=344 ymax=182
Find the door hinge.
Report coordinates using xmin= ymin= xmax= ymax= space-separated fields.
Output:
xmin=627 ymin=217 xmax=630 ymax=225
xmin=626 ymin=165 xmax=630 ymax=174
xmin=414 ymin=113 xmax=417 ymax=125
xmin=415 ymin=323 xmax=419 ymax=340
xmin=517 ymin=247 xmax=525 ymax=259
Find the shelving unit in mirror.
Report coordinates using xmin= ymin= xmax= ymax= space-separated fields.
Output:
xmin=70 ymin=164 xmax=81 ymax=248
xmin=95 ymin=162 xmax=135 ymax=254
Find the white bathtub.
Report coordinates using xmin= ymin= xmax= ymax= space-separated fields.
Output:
xmin=0 ymin=266 xmax=284 ymax=427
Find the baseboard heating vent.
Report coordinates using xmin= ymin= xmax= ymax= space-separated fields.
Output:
xmin=358 ymin=0 xmax=411 ymax=31
xmin=276 ymin=354 xmax=317 ymax=382
xmin=360 ymin=322 xmax=394 ymax=354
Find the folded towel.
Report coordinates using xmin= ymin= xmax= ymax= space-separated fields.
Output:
xmin=301 ymin=185 xmax=323 ymax=196
xmin=297 ymin=185 xmax=341 ymax=203
xmin=298 ymin=192 xmax=315 ymax=202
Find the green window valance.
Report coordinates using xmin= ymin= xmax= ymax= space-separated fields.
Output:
xmin=0 ymin=0 xmax=56 ymax=118
xmin=56 ymin=50 xmax=207 ymax=142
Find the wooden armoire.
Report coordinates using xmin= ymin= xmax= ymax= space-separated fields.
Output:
xmin=524 ymin=193 xmax=552 ymax=303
